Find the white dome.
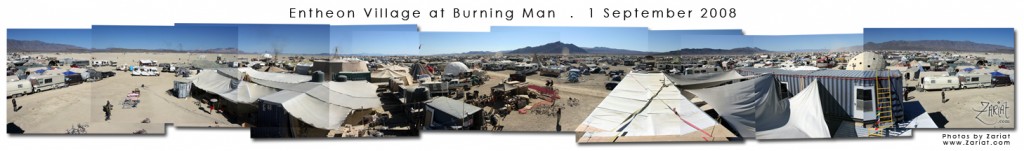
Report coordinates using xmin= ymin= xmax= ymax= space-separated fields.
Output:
xmin=444 ymin=62 xmax=470 ymax=75
xmin=845 ymin=52 xmax=886 ymax=71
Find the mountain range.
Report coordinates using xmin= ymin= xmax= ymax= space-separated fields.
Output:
xmin=655 ymin=47 xmax=771 ymax=55
xmin=439 ymin=41 xmax=655 ymax=55
xmin=7 ymin=39 xmax=88 ymax=52
xmin=864 ymin=40 xmax=1013 ymax=53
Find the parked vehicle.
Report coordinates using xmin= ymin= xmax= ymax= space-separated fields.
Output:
xmin=992 ymin=76 xmax=1013 ymax=86
xmin=65 ymin=74 xmax=85 ymax=86
xmin=422 ymin=81 xmax=450 ymax=96
xmin=957 ymin=73 xmax=993 ymax=89
xmin=29 ymin=75 xmax=67 ymax=92
xmin=919 ymin=76 xmax=960 ymax=91
xmin=7 ymin=80 xmax=32 ymax=97
xmin=514 ymin=63 xmax=539 ymax=75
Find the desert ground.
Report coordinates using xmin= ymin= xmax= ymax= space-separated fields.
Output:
xmin=8 ymin=52 xmax=248 ymax=134
xmin=900 ymin=52 xmax=1015 ymax=128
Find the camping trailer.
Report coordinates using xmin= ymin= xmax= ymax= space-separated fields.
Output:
xmin=737 ymin=68 xmax=905 ymax=124
xmin=919 ymin=76 xmax=959 ymax=91
xmin=957 ymin=73 xmax=992 ymax=89
xmin=7 ymin=80 xmax=32 ymax=97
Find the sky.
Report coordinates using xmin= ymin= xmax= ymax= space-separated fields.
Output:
xmin=649 ymin=29 xmax=744 ymax=51
xmin=92 ymin=25 xmax=237 ymax=50
xmin=750 ymin=34 xmax=863 ymax=51
xmin=237 ymin=24 xmax=329 ymax=54
xmin=420 ymin=31 xmax=558 ymax=55
xmin=330 ymin=25 xmax=419 ymax=55
xmin=490 ymin=26 xmax=649 ymax=51
xmin=8 ymin=29 xmax=92 ymax=48
xmin=865 ymin=28 xmax=1014 ymax=47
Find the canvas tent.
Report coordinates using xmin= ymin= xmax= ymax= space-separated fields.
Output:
xmin=257 ymin=81 xmax=382 ymax=130
xmin=686 ymin=75 xmax=780 ymax=139
xmin=755 ymin=79 xmax=833 ymax=139
xmin=576 ymin=73 xmax=735 ymax=142
xmin=371 ymin=69 xmax=414 ymax=85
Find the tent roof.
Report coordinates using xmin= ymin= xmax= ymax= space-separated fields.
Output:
xmin=426 ymin=97 xmax=481 ymax=119
xmin=577 ymin=73 xmax=726 ymax=139
xmin=666 ymin=70 xmax=754 ymax=89
xmin=686 ymin=75 xmax=779 ymax=138
xmin=259 ymin=81 xmax=382 ymax=130
xmin=444 ymin=62 xmax=471 ymax=75
xmin=755 ymin=79 xmax=832 ymax=139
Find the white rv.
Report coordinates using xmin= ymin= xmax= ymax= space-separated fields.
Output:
xmin=7 ymin=80 xmax=32 ymax=97
xmin=958 ymin=73 xmax=993 ymax=89
xmin=29 ymin=75 xmax=67 ymax=92
xmin=919 ymin=76 xmax=959 ymax=91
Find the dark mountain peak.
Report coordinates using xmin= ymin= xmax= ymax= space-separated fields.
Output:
xmin=656 ymin=47 xmax=771 ymax=55
xmin=7 ymin=39 xmax=87 ymax=52
xmin=507 ymin=41 xmax=588 ymax=54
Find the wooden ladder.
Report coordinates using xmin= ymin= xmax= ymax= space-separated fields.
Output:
xmin=869 ymin=71 xmax=894 ymax=137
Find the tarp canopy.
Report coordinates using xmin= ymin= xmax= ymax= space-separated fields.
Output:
xmin=686 ymin=75 xmax=780 ymax=138
xmin=577 ymin=73 xmax=732 ymax=141
xmin=221 ymin=81 xmax=279 ymax=104
xmin=444 ymin=62 xmax=471 ymax=75
xmin=190 ymin=69 xmax=236 ymax=94
xmin=755 ymin=79 xmax=832 ymax=139
xmin=426 ymin=97 xmax=481 ymax=119
xmin=666 ymin=70 xmax=753 ymax=89
xmin=259 ymin=81 xmax=382 ymax=130
xmin=372 ymin=69 xmax=414 ymax=85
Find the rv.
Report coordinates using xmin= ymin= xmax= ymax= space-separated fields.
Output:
xmin=421 ymin=81 xmax=450 ymax=96
xmin=919 ymin=76 xmax=959 ymax=91
xmin=539 ymin=65 xmax=565 ymax=77
xmin=29 ymin=75 xmax=67 ymax=92
xmin=7 ymin=80 xmax=32 ymax=97
xmin=514 ymin=63 xmax=539 ymax=75
xmin=958 ymin=73 xmax=993 ymax=89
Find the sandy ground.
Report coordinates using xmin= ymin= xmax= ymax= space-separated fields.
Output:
xmin=468 ymin=66 xmax=631 ymax=132
xmin=8 ymin=52 xmax=242 ymax=134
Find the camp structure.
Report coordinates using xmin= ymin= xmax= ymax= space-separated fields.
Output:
xmin=443 ymin=62 xmax=471 ymax=76
xmin=371 ymin=68 xmax=415 ymax=86
xmin=754 ymin=79 xmax=856 ymax=139
xmin=737 ymin=67 xmax=906 ymax=137
xmin=187 ymin=68 xmax=311 ymax=126
xmin=686 ymin=75 xmax=780 ymax=139
xmin=576 ymin=73 xmax=735 ymax=143
xmin=252 ymin=79 xmax=383 ymax=138
xmin=424 ymin=97 xmax=483 ymax=130
xmin=666 ymin=70 xmax=756 ymax=90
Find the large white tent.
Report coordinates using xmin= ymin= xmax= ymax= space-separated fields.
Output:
xmin=666 ymin=70 xmax=754 ymax=89
xmin=755 ymin=79 xmax=832 ymax=139
xmin=576 ymin=73 xmax=734 ymax=142
xmin=258 ymin=81 xmax=382 ymax=130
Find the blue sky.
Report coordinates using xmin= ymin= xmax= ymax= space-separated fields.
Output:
xmin=490 ymin=26 xmax=649 ymax=51
xmin=865 ymin=28 xmax=1014 ymax=47
xmin=672 ymin=35 xmax=751 ymax=50
xmin=649 ymin=29 xmax=743 ymax=51
xmin=8 ymin=29 xmax=92 ymax=48
xmin=420 ymin=31 xmax=558 ymax=55
xmin=750 ymin=34 xmax=863 ymax=51
xmin=330 ymin=25 xmax=419 ymax=55
xmin=92 ymin=25 xmax=237 ymax=50
xmin=236 ymin=24 xmax=329 ymax=54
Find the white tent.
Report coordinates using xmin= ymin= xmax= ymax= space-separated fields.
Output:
xmin=686 ymin=75 xmax=780 ymax=138
xmin=576 ymin=73 xmax=734 ymax=142
xmin=755 ymin=79 xmax=832 ymax=139
xmin=221 ymin=81 xmax=279 ymax=104
xmin=444 ymin=62 xmax=470 ymax=75
xmin=190 ymin=69 xmax=236 ymax=94
xmin=372 ymin=69 xmax=414 ymax=85
xmin=258 ymin=81 xmax=382 ymax=130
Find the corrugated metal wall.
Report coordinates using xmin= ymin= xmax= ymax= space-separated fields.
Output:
xmin=739 ymin=68 xmax=905 ymax=123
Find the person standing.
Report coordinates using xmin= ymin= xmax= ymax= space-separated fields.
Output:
xmin=104 ymin=101 xmax=112 ymax=121
xmin=209 ymin=98 xmax=218 ymax=113
xmin=941 ymin=90 xmax=947 ymax=103
xmin=11 ymin=98 xmax=18 ymax=112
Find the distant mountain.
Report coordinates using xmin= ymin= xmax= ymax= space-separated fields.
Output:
xmin=507 ymin=41 xmax=588 ymax=54
xmin=94 ymin=47 xmax=241 ymax=53
xmin=7 ymin=39 xmax=88 ymax=52
xmin=784 ymin=45 xmax=863 ymax=52
xmin=656 ymin=47 xmax=770 ymax=55
xmin=584 ymin=47 xmax=654 ymax=55
xmin=864 ymin=40 xmax=1013 ymax=53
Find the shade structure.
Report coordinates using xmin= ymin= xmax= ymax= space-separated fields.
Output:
xmin=372 ymin=68 xmax=414 ymax=85
xmin=687 ymin=75 xmax=780 ymax=138
xmin=755 ymin=79 xmax=832 ymax=139
xmin=577 ymin=73 xmax=733 ymax=142
xmin=258 ymin=81 xmax=382 ymax=130
xmin=666 ymin=70 xmax=753 ymax=89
